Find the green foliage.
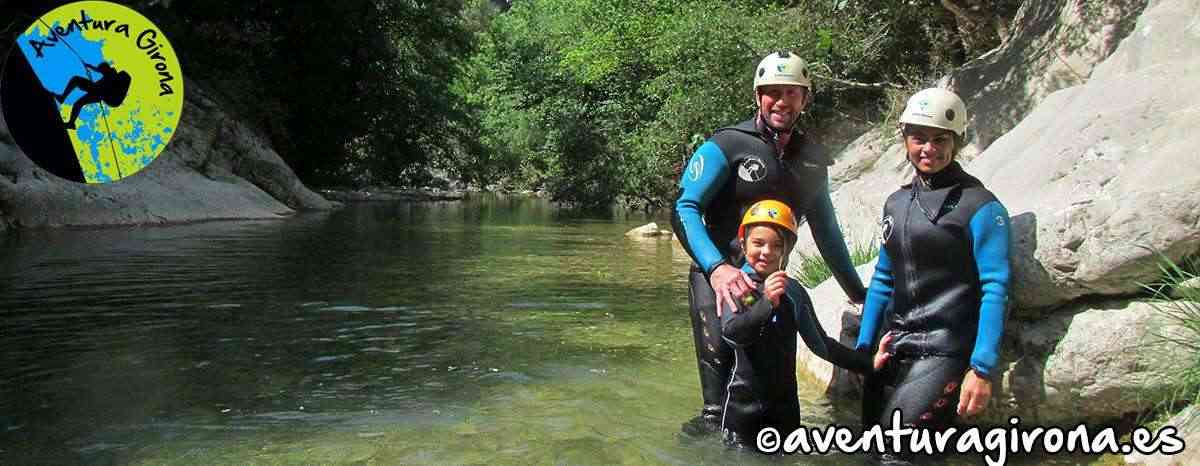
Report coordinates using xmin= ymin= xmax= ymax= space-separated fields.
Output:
xmin=453 ymin=0 xmax=998 ymax=209
xmin=1143 ymin=253 xmax=1200 ymax=410
xmin=142 ymin=0 xmax=474 ymax=187
xmin=791 ymin=240 xmax=879 ymax=288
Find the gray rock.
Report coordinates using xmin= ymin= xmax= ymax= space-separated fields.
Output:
xmin=625 ymin=222 xmax=671 ymax=239
xmin=948 ymin=0 xmax=1148 ymax=157
xmin=1124 ymin=405 xmax=1198 ymax=465
xmin=969 ymin=0 xmax=1200 ymax=310
xmin=0 ymin=79 xmax=335 ymax=230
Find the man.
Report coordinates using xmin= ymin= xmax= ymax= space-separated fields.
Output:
xmin=671 ymin=50 xmax=867 ymax=435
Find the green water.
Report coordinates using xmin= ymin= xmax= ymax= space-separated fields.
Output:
xmin=0 ymin=196 xmax=1104 ymax=465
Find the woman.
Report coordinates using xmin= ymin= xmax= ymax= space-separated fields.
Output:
xmin=854 ymin=88 xmax=1012 ymax=460
xmin=720 ymin=200 xmax=887 ymax=449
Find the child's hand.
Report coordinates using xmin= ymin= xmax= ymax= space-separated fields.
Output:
xmin=872 ymin=332 xmax=895 ymax=371
xmin=764 ymin=271 xmax=787 ymax=308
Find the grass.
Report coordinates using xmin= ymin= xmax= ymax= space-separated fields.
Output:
xmin=790 ymin=240 xmax=880 ymax=288
xmin=1141 ymin=252 xmax=1200 ymax=422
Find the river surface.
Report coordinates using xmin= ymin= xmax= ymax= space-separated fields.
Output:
xmin=0 ymin=196 xmax=1100 ymax=465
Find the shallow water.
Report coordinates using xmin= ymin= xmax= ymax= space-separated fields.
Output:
xmin=0 ymin=196 xmax=1103 ymax=465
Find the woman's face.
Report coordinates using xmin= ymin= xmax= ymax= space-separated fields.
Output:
xmin=743 ymin=225 xmax=786 ymax=276
xmin=904 ymin=125 xmax=957 ymax=175
xmin=757 ymin=84 xmax=808 ymax=130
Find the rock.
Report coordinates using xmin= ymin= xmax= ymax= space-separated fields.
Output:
xmin=1124 ymin=405 xmax=1199 ymax=466
xmin=625 ymin=222 xmax=671 ymax=239
xmin=948 ymin=0 xmax=1148 ymax=158
xmin=968 ymin=0 xmax=1200 ymax=311
xmin=0 ymin=78 xmax=336 ymax=230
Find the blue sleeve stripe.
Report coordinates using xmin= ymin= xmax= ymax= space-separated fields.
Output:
xmin=675 ymin=141 xmax=730 ymax=273
xmin=807 ymin=178 xmax=867 ymax=301
xmin=968 ymin=201 xmax=1012 ymax=376
xmin=856 ymin=247 xmax=893 ymax=350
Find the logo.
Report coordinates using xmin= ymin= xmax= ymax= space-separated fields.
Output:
xmin=918 ymin=99 xmax=929 ymax=112
xmin=776 ymin=63 xmax=787 ymax=72
xmin=737 ymin=156 xmax=767 ymax=182
xmin=881 ymin=215 xmax=894 ymax=243
xmin=995 ymin=215 xmax=1006 ymax=227
xmin=688 ymin=156 xmax=704 ymax=182
xmin=2 ymin=1 xmax=184 ymax=184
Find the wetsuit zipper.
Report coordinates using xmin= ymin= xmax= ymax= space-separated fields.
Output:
xmin=903 ymin=188 xmax=920 ymax=351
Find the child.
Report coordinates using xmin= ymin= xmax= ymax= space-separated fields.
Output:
xmin=719 ymin=199 xmax=887 ymax=449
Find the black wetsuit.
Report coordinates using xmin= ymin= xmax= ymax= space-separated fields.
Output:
xmin=855 ymin=162 xmax=1012 ymax=437
xmin=672 ymin=116 xmax=867 ymax=430
xmin=720 ymin=263 xmax=871 ymax=449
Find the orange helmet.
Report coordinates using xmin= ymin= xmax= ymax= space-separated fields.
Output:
xmin=737 ymin=200 xmax=798 ymax=240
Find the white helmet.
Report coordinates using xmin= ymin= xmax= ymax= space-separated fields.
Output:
xmin=899 ymin=88 xmax=967 ymax=136
xmin=754 ymin=51 xmax=812 ymax=90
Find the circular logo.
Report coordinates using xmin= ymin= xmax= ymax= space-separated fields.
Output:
xmin=1 ymin=1 xmax=183 ymax=184
xmin=736 ymin=156 xmax=767 ymax=182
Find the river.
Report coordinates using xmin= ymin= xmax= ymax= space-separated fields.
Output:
xmin=0 ymin=195 xmax=1099 ymax=465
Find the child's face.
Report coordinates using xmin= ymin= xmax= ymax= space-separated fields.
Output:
xmin=743 ymin=225 xmax=786 ymax=276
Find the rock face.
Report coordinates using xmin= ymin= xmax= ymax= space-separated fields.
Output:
xmin=792 ymin=0 xmax=1200 ymax=426
xmin=0 ymin=79 xmax=335 ymax=231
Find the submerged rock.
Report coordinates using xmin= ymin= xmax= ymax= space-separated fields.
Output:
xmin=624 ymin=222 xmax=672 ymax=239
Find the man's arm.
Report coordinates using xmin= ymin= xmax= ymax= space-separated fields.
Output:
xmin=806 ymin=178 xmax=867 ymax=302
xmin=670 ymin=141 xmax=730 ymax=276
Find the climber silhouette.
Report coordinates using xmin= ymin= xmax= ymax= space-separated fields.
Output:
xmin=55 ymin=62 xmax=131 ymax=130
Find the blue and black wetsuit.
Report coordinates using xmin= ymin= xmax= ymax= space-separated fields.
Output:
xmin=671 ymin=116 xmax=867 ymax=429
xmin=720 ymin=263 xmax=871 ymax=449
xmin=855 ymin=161 xmax=1011 ymax=432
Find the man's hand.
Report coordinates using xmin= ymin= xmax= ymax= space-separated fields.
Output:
xmin=957 ymin=369 xmax=993 ymax=418
xmin=764 ymin=271 xmax=787 ymax=308
xmin=709 ymin=263 xmax=755 ymax=316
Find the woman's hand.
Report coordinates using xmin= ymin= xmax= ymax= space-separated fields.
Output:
xmin=872 ymin=332 xmax=894 ymax=371
xmin=764 ymin=271 xmax=788 ymax=307
xmin=957 ymin=369 xmax=993 ymax=417
xmin=709 ymin=263 xmax=755 ymax=316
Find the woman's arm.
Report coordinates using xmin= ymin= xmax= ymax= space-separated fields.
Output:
xmin=856 ymin=247 xmax=895 ymax=351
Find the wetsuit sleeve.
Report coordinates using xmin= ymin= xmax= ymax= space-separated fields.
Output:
xmin=720 ymin=287 xmax=775 ymax=347
xmin=671 ymin=141 xmax=731 ymax=275
xmin=856 ymin=247 xmax=894 ymax=351
xmin=806 ymin=179 xmax=868 ymax=302
xmin=967 ymin=201 xmax=1012 ymax=378
xmin=785 ymin=279 xmax=872 ymax=373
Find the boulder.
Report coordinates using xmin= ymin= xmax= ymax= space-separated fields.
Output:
xmin=0 ymin=78 xmax=335 ymax=230
xmin=969 ymin=0 xmax=1200 ymax=310
xmin=624 ymin=222 xmax=672 ymax=239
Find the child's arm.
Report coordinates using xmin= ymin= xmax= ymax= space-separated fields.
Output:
xmin=783 ymin=278 xmax=874 ymax=373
